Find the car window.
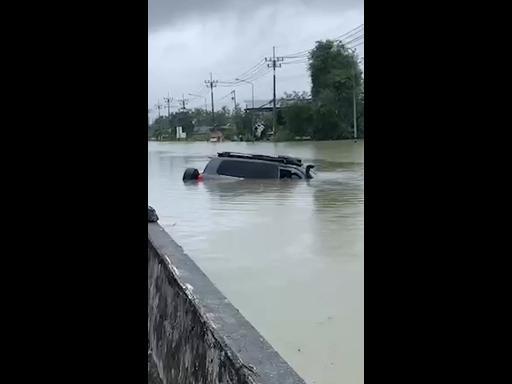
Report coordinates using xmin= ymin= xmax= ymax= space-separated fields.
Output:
xmin=203 ymin=158 xmax=221 ymax=174
xmin=280 ymin=168 xmax=302 ymax=179
xmin=217 ymin=160 xmax=278 ymax=178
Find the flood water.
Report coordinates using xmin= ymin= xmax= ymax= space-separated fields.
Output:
xmin=148 ymin=140 xmax=364 ymax=384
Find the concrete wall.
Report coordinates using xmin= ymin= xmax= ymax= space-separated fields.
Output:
xmin=148 ymin=223 xmax=306 ymax=384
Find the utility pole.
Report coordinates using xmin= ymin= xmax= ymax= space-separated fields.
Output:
xmin=154 ymin=100 xmax=163 ymax=118
xmin=348 ymin=48 xmax=359 ymax=140
xmin=204 ymin=73 xmax=218 ymax=126
xmin=163 ymin=93 xmax=172 ymax=118
xmin=231 ymin=90 xmax=237 ymax=111
xmin=265 ymin=46 xmax=283 ymax=135
xmin=163 ymin=93 xmax=173 ymax=135
xmin=177 ymin=94 xmax=189 ymax=111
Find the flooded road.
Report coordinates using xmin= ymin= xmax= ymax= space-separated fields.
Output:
xmin=148 ymin=140 xmax=364 ymax=384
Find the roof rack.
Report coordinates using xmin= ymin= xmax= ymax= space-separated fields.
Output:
xmin=217 ymin=152 xmax=303 ymax=167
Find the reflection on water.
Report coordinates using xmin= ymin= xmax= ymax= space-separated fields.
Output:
xmin=148 ymin=140 xmax=364 ymax=384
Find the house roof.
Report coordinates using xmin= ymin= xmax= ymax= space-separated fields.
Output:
xmin=193 ymin=125 xmax=212 ymax=133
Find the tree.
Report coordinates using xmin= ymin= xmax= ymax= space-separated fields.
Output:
xmin=230 ymin=105 xmax=253 ymax=139
xmin=214 ymin=106 xmax=230 ymax=127
xmin=309 ymin=40 xmax=363 ymax=139
xmin=150 ymin=116 xmax=173 ymax=140
xmin=276 ymin=109 xmax=286 ymax=126
xmin=189 ymin=108 xmax=211 ymax=127
xmin=282 ymin=91 xmax=311 ymax=103
xmin=282 ymin=101 xmax=314 ymax=138
xmin=175 ymin=111 xmax=194 ymax=137
xmin=313 ymin=104 xmax=340 ymax=140
xmin=357 ymin=89 xmax=364 ymax=138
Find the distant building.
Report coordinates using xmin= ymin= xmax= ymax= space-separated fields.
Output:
xmin=209 ymin=130 xmax=224 ymax=142
xmin=193 ymin=125 xmax=212 ymax=134
xmin=243 ymin=98 xmax=312 ymax=113
xmin=176 ymin=126 xmax=187 ymax=140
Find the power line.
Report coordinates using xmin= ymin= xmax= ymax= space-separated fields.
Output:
xmin=213 ymin=24 xmax=362 ymax=89
xmin=282 ymin=50 xmax=310 ymax=59
xmin=282 ymin=59 xmax=308 ymax=65
xmin=333 ymin=24 xmax=364 ymax=40
xmin=163 ymin=93 xmax=172 ymax=117
xmin=350 ymin=42 xmax=364 ymax=49
xmin=189 ymin=87 xmax=209 ymax=98
xmin=216 ymin=59 xmax=267 ymax=85
xmin=177 ymin=94 xmax=189 ymax=111
xmin=281 ymin=32 xmax=363 ymax=61
xmin=281 ymin=24 xmax=364 ymax=58
xmin=178 ymin=24 xmax=364 ymax=118
xmin=217 ymin=90 xmax=234 ymax=101
xmin=219 ymin=66 xmax=271 ymax=85
xmin=343 ymin=34 xmax=364 ymax=46
xmin=231 ymin=64 xmax=269 ymax=82
xmin=233 ymin=59 xmax=266 ymax=80
xmin=240 ymin=67 xmax=272 ymax=82
xmin=154 ymin=100 xmax=163 ymax=117
xmin=335 ymin=31 xmax=364 ymax=45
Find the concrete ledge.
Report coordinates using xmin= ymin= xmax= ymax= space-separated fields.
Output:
xmin=148 ymin=351 xmax=163 ymax=384
xmin=148 ymin=222 xmax=306 ymax=384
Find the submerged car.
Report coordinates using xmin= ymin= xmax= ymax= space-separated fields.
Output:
xmin=183 ymin=151 xmax=315 ymax=181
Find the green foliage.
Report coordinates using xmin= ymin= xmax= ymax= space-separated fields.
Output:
xmin=275 ymin=110 xmax=285 ymax=126
xmin=313 ymin=104 xmax=340 ymax=140
xmin=232 ymin=108 xmax=254 ymax=139
xmin=283 ymin=102 xmax=314 ymax=138
xmin=262 ymin=115 xmax=273 ymax=131
xmin=309 ymin=40 xmax=362 ymax=101
xmin=190 ymin=108 xmax=211 ymax=127
xmin=213 ymin=106 xmax=230 ymax=127
xmin=273 ymin=40 xmax=364 ymax=140
xmin=273 ymin=127 xmax=295 ymax=141
xmin=283 ymin=91 xmax=311 ymax=101
xmin=149 ymin=116 xmax=173 ymax=140
xmin=310 ymin=40 xmax=363 ymax=139
xmin=175 ymin=111 xmax=194 ymax=137
xmin=357 ymin=96 xmax=364 ymax=138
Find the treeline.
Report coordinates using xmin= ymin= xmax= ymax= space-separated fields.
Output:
xmin=149 ymin=106 xmax=257 ymax=141
xmin=149 ymin=39 xmax=363 ymax=141
xmin=277 ymin=40 xmax=364 ymax=140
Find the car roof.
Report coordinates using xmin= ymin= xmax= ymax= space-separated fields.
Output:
xmin=217 ymin=152 xmax=303 ymax=167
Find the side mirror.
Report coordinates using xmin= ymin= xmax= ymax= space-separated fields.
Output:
xmin=305 ymin=165 xmax=315 ymax=179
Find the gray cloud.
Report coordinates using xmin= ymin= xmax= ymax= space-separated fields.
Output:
xmin=148 ymin=0 xmax=363 ymax=121
xmin=149 ymin=0 xmax=362 ymax=33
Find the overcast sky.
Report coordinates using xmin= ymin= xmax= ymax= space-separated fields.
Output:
xmin=148 ymin=0 xmax=364 ymax=122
